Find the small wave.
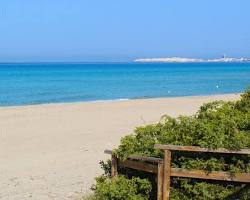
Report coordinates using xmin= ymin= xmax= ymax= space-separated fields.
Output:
xmin=131 ymin=96 xmax=154 ymax=100
xmin=89 ymin=98 xmax=130 ymax=103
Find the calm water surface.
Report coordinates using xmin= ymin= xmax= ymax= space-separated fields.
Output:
xmin=0 ymin=62 xmax=249 ymax=106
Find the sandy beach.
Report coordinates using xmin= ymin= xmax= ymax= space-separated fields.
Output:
xmin=0 ymin=94 xmax=240 ymax=200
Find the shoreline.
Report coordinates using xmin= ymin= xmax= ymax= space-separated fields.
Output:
xmin=0 ymin=94 xmax=241 ymax=199
xmin=0 ymin=92 xmax=241 ymax=109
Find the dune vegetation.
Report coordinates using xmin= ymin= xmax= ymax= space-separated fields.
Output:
xmin=85 ymin=88 xmax=250 ymax=200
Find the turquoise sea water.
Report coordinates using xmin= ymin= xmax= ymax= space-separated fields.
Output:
xmin=0 ymin=62 xmax=250 ymax=106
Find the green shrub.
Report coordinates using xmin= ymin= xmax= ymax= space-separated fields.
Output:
xmin=115 ymin=89 xmax=250 ymax=173
xmin=170 ymin=179 xmax=250 ymax=200
xmin=91 ymin=175 xmax=152 ymax=200
xmin=90 ymin=88 xmax=250 ymax=200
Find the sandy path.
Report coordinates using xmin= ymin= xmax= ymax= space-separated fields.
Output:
xmin=0 ymin=94 xmax=240 ymax=200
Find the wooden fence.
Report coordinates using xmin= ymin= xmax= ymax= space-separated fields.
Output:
xmin=105 ymin=144 xmax=250 ymax=200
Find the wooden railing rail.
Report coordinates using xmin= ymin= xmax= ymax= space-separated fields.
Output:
xmin=104 ymin=150 xmax=163 ymax=163
xmin=155 ymin=144 xmax=250 ymax=200
xmin=155 ymin=144 xmax=250 ymax=154
xmin=105 ymin=145 xmax=250 ymax=200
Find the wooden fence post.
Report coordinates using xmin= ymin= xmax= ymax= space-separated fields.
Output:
xmin=163 ymin=150 xmax=171 ymax=200
xmin=105 ymin=146 xmax=250 ymax=200
xmin=157 ymin=162 xmax=164 ymax=200
xmin=111 ymin=155 xmax=118 ymax=177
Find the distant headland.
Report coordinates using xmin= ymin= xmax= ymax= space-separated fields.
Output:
xmin=134 ymin=56 xmax=250 ymax=63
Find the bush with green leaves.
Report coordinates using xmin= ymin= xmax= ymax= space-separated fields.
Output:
xmin=90 ymin=175 xmax=152 ymax=200
xmin=90 ymin=88 xmax=250 ymax=200
xmin=115 ymin=89 xmax=250 ymax=173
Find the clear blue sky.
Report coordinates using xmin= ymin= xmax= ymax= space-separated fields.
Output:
xmin=0 ymin=0 xmax=250 ymax=62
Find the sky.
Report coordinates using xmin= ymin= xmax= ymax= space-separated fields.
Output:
xmin=0 ymin=0 xmax=250 ymax=62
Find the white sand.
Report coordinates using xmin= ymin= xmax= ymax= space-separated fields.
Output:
xmin=0 ymin=94 xmax=240 ymax=200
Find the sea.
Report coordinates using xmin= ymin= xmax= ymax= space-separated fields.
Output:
xmin=0 ymin=62 xmax=250 ymax=106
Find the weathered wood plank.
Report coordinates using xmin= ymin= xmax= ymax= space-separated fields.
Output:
xmin=155 ymin=144 xmax=250 ymax=155
xmin=163 ymin=150 xmax=171 ymax=200
xmin=104 ymin=149 xmax=113 ymax=155
xmin=104 ymin=149 xmax=163 ymax=163
xmin=111 ymin=155 xmax=118 ymax=177
xmin=171 ymin=168 xmax=250 ymax=183
xmin=119 ymin=159 xmax=158 ymax=173
xmin=157 ymin=163 xmax=164 ymax=200
xmin=128 ymin=155 xmax=163 ymax=163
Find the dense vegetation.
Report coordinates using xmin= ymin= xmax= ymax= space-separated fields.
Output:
xmin=87 ymin=88 xmax=250 ymax=200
